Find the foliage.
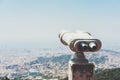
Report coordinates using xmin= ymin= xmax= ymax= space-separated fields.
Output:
xmin=0 ymin=76 xmax=10 ymax=80
xmin=95 ymin=68 xmax=120 ymax=80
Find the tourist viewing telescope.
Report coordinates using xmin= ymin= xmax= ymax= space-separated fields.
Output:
xmin=59 ymin=30 xmax=102 ymax=80
xmin=59 ymin=31 xmax=102 ymax=53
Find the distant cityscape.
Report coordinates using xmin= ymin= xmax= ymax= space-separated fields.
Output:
xmin=0 ymin=48 xmax=120 ymax=80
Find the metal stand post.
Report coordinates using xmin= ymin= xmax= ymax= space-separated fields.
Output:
xmin=68 ymin=52 xmax=94 ymax=80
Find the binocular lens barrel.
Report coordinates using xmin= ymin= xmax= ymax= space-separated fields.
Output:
xmin=79 ymin=42 xmax=88 ymax=51
xmin=89 ymin=42 xmax=97 ymax=51
xmin=73 ymin=40 xmax=100 ymax=52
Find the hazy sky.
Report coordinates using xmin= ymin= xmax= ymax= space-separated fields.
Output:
xmin=0 ymin=0 xmax=120 ymax=49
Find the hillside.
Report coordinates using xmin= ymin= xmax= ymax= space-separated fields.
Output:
xmin=1 ymin=49 xmax=120 ymax=79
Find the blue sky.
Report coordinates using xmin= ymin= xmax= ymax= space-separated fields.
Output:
xmin=0 ymin=0 xmax=120 ymax=49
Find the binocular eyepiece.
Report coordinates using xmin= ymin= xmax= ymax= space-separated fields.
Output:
xmin=59 ymin=31 xmax=102 ymax=53
xmin=69 ymin=39 xmax=101 ymax=52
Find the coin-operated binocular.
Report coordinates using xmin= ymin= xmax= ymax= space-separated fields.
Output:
xmin=59 ymin=30 xmax=102 ymax=80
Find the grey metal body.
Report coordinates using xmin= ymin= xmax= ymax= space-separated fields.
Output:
xmin=59 ymin=30 xmax=101 ymax=80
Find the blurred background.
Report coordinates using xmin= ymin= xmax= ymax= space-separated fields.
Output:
xmin=1 ymin=1 xmax=120 ymax=80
